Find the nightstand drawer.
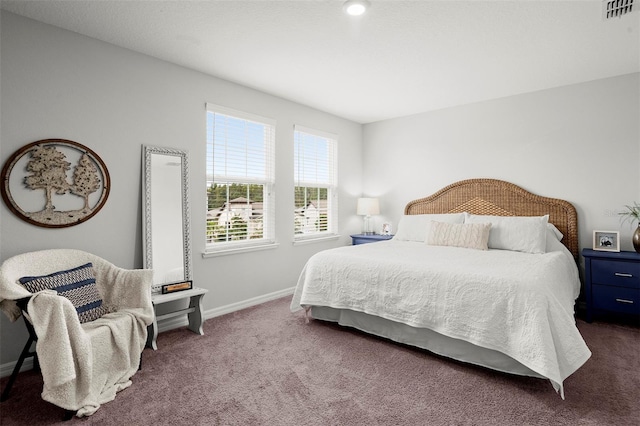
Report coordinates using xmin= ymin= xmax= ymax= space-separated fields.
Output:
xmin=591 ymin=259 xmax=640 ymax=289
xmin=592 ymin=285 xmax=640 ymax=316
xmin=351 ymin=234 xmax=394 ymax=245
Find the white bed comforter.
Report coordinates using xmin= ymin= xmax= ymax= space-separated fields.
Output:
xmin=291 ymin=239 xmax=591 ymax=398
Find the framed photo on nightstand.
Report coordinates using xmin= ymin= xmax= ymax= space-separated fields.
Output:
xmin=593 ymin=230 xmax=620 ymax=252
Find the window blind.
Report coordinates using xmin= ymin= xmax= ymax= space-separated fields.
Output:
xmin=294 ymin=125 xmax=338 ymax=239
xmin=206 ymin=103 xmax=275 ymax=250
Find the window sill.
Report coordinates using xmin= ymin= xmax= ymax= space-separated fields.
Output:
xmin=202 ymin=241 xmax=279 ymax=258
xmin=292 ymin=234 xmax=341 ymax=246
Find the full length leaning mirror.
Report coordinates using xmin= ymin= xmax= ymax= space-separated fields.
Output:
xmin=142 ymin=145 xmax=192 ymax=292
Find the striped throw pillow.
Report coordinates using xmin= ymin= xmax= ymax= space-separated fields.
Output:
xmin=20 ymin=262 xmax=108 ymax=323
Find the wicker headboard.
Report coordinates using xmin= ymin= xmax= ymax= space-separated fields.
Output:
xmin=404 ymin=178 xmax=579 ymax=259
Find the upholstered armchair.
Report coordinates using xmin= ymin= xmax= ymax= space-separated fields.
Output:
xmin=0 ymin=249 xmax=154 ymax=417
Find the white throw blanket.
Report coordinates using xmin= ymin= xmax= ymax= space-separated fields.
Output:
xmin=291 ymin=239 xmax=591 ymax=398
xmin=0 ymin=250 xmax=154 ymax=416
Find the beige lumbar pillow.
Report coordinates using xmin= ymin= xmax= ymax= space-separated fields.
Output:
xmin=426 ymin=221 xmax=492 ymax=250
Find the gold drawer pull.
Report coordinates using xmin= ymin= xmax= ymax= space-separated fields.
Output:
xmin=614 ymin=273 xmax=633 ymax=278
xmin=615 ymin=298 xmax=634 ymax=304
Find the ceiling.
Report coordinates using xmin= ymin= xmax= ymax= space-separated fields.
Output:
xmin=2 ymin=0 xmax=639 ymax=124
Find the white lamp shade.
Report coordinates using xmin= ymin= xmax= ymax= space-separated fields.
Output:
xmin=357 ymin=198 xmax=380 ymax=216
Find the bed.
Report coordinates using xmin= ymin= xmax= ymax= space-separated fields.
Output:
xmin=290 ymin=178 xmax=591 ymax=398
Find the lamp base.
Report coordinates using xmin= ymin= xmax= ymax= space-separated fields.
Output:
xmin=362 ymin=215 xmax=374 ymax=235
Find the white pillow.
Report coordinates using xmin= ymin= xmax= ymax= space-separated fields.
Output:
xmin=463 ymin=213 xmax=549 ymax=254
xmin=545 ymin=223 xmax=565 ymax=253
xmin=393 ymin=213 xmax=465 ymax=242
xmin=427 ymin=221 xmax=492 ymax=250
xmin=547 ymin=223 xmax=563 ymax=241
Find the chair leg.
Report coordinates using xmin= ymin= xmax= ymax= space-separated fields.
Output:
xmin=33 ymin=353 xmax=40 ymax=372
xmin=0 ymin=336 xmax=36 ymax=402
xmin=62 ymin=409 xmax=76 ymax=421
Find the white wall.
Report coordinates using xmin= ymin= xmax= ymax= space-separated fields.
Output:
xmin=0 ymin=12 xmax=363 ymax=365
xmin=363 ymin=73 xmax=640 ymax=253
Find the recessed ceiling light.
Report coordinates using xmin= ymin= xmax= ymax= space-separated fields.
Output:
xmin=343 ymin=0 xmax=370 ymax=16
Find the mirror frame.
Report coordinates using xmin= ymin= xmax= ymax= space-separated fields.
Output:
xmin=142 ymin=145 xmax=192 ymax=290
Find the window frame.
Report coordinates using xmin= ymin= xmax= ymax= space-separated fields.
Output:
xmin=204 ymin=103 xmax=277 ymax=257
xmin=293 ymin=124 xmax=339 ymax=243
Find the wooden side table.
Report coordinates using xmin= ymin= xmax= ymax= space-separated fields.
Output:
xmin=350 ymin=234 xmax=394 ymax=245
xmin=146 ymin=287 xmax=208 ymax=350
xmin=582 ymin=249 xmax=640 ymax=323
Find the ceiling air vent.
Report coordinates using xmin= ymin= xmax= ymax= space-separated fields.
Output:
xmin=603 ymin=0 xmax=636 ymax=19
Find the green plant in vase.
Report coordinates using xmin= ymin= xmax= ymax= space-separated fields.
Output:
xmin=619 ymin=201 xmax=640 ymax=253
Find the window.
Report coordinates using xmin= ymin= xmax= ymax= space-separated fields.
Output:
xmin=206 ymin=103 xmax=276 ymax=253
xmin=294 ymin=125 xmax=338 ymax=240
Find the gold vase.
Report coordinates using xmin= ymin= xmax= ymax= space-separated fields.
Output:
xmin=634 ymin=224 xmax=640 ymax=253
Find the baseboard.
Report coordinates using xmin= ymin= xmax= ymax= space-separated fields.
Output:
xmin=158 ymin=286 xmax=295 ymax=333
xmin=1 ymin=356 xmax=35 ymax=378
xmin=1 ymin=287 xmax=296 ymax=378
xmin=205 ymin=286 xmax=295 ymax=319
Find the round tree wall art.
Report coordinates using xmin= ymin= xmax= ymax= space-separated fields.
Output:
xmin=1 ymin=139 xmax=110 ymax=228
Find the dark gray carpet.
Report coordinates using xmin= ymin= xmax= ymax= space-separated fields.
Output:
xmin=0 ymin=296 xmax=638 ymax=425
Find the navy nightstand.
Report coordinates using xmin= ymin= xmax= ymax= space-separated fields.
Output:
xmin=582 ymin=249 xmax=640 ymax=323
xmin=351 ymin=234 xmax=394 ymax=245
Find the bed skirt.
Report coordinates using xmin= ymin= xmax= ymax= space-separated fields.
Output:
xmin=311 ymin=306 xmax=545 ymax=380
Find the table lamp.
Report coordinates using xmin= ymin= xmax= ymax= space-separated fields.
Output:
xmin=357 ymin=198 xmax=380 ymax=235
